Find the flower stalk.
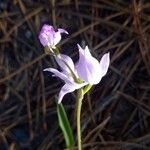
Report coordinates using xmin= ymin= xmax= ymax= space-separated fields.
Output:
xmin=77 ymin=89 xmax=84 ymax=150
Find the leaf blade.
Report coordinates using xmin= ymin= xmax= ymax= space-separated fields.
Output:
xmin=57 ymin=103 xmax=75 ymax=148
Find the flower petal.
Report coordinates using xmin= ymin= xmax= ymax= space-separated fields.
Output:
xmin=99 ymin=52 xmax=110 ymax=77
xmin=53 ymin=28 xmax=68 ymax=45
xmin=44 ymin=68 xmax=73 ymax=84
xmin=58 ymin=82 xmax=88 ymax=103
xmin=76 ymin=45 xmax=102 ymax=84
xmin=53 ymin=32 xmax=61 ymax=45
xmin=55 ymin=54 xmax=75 ymax=73
xmin=44 ymin=67 xmax=88 ymax=103
xmin=39 ymin=24 xmax=55 ymax=47
xmin=58 ymin=28 xmax=68 ymax=34
xmin=41 ymin=24 xmax=53 ymax=31
xmin=39 ymin=33 xmax=49 ymax=47
xmin=58 ymin=83 xmax=76 ymax=103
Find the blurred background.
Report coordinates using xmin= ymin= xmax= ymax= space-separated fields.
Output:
xmin=0 ymin=0 xmax=150 ymax=149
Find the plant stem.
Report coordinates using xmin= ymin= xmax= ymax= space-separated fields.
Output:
xmin=77 ymin=89 xmax=83 ymax=150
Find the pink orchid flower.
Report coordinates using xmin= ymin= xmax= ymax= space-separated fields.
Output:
xmin=44 ymin=45 xmax=110 ymax=103
xmin=39 ymin=24 xmax=68 ymax=49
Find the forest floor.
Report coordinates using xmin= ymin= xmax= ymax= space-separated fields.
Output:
xmin=0 ymin=0 xmax=150 ymax=149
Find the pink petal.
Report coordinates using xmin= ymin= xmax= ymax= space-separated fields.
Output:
xmin=41 ymin=24 xmax=53 ymax=31
xmin=39 ymin=33 xmax=49 ymax=47
xmin=39 ymin=24 xmax=55 ymax=47
xmin=58 ymin=28 xmax=68 ymax=34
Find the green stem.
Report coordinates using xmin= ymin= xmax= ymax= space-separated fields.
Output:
xmin=77 ymin=89 xmax=84 ymax=150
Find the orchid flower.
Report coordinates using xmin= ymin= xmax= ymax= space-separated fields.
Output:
xmin=44 ymin=54 xmax=88 ymax=103
xmin=39 ymin=24 xmax=68 ymax=50
xmin=44 ymin=45 xmax=110 ymax=103
xmin=75 ymin=45 xmax=110 ymax=85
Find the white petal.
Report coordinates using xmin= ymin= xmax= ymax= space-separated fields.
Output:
xmin=58 ymin=82 xmax=88 ymax=103
xmin=99 ymin=52 xmax=110 ymax=77
xmin=58 ymin=83 xmax=76 ymax=103
xmin=44 ymin=68 xmax=72 ymax=84
xmin=84 ymin=45 xmax=93 ymax=58
xmin=76 ymin=45 xmax=102 ymax=84
xmin=55 ymin=54 xmax=75 ymax=73
xmin=47 ymin=31 xmax=55 ymax=46
xmin=58 ymin=28 xmax=68 ymax=34
xmin=53 ymin=32 xmax=61 ymax=45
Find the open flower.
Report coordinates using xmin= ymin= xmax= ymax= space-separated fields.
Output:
xmin=39 ymin=24 xmax=68 ymax=50
xmin=75 ymin=45 xmax=110 ymax=84
xmin=44 ymin=45 xmax=110 ymax=103
xmin=44 ymin=54 xmax=87 ymax=103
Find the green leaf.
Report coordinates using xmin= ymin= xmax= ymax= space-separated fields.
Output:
xmin=57 ymin=103 xmax=75 ymax=149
